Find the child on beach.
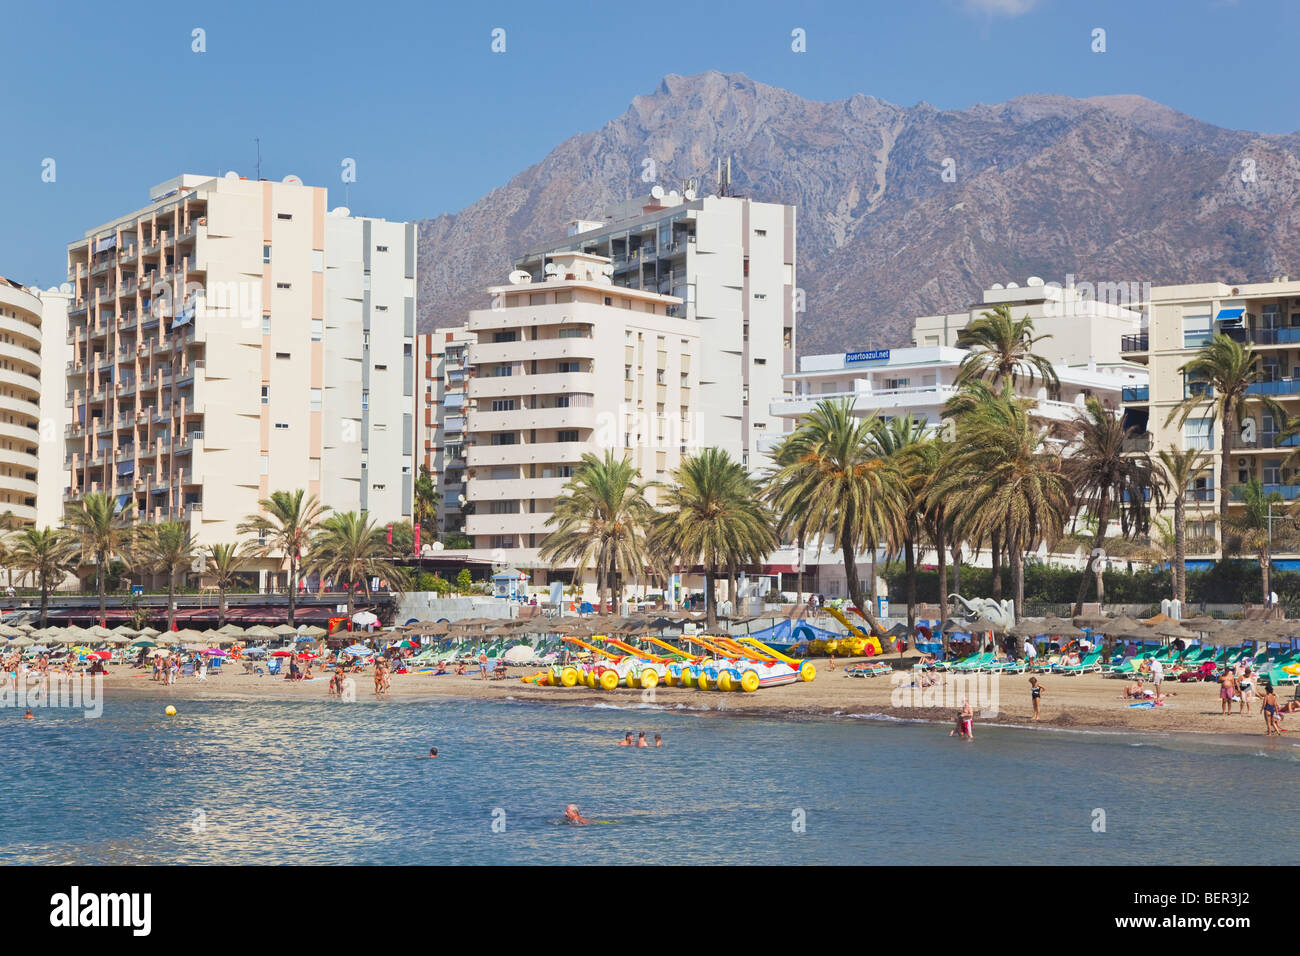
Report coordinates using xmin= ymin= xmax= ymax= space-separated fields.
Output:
xmin=1263 ymin=685 xmax=1286 ymax=736
xmin=1029 ymin=677 xmax=1043 ymax=721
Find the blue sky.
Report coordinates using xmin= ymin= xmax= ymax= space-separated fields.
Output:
xmin=3 ymin=0 xmax=1296 ymax=288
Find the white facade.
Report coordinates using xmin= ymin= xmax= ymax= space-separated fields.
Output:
xmin=322 ymin=211 xmax=417 ymax=522
xmin=415 ymin=325 xmax=475 ymax=537
xmin=514 ymin=193 xmax=796 ymax=471
xmin=0 ymin=278 xmax=59 ymax=527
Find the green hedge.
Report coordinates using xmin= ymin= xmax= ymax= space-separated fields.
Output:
xmin=880 ymin=560 xmax=1278 ymax=606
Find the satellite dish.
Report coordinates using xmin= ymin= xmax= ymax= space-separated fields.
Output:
xmin=282 ymin=174 xmax=302 ymax=185
xmin=224 ymin=171 xmax=239 ymax=180
xmin=507 ymin=269 xmax=532 ymax=285
xmin=543 ymin=263 xmax=558 ymax=275
xmin=1006 ymin=281 xmax=1019 ymax=289
xmin=331 ymin=206 xmax=351 ymax=217
xmin=650 ymin=185 xmax=665 ymax=200
xmin=58 ymin=283 xmax=72 ymax=294
xmin=432 ymin=541 xmax=445 ymax=551
xmin=601 ymin=263 xmax=614 ymax=277
xmin=596 ymin=275 xmax=612 ymax=285
xmin=1027 ymin=276 xmax=1044 ymax=286
xmin=990 ymin=283 xmax=1004 ymax=290
xmin=683 ymin=188 xmax=696 ymax=201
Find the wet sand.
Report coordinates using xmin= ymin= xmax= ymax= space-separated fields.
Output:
xmin=88 ymin=657 xmax=1296 ymax=738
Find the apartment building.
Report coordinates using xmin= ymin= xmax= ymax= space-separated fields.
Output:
xmin=770 ymin=345 xmax=1146 ymax=443
xmin=1119 ymin=276 xmax=1300 ymax=564
xmin=415 ymin=325 xmax=475 ymax=538
xmin=0 ymin=278 xmax=60 ymax=527
xmin=63 ymin=173 xmax=415 ymax=583
xmin=321 ymin=211 xmax=418 ymax=521
xmin=513 ymin=192 xmax=795 ymax=471
xmin=912 ymin=277 xmax=1144 ymax=369
xmin=462 ymin=253 xmax=696 ymax=575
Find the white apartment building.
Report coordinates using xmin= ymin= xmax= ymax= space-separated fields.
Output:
xmin=0 ymin=278 xmax=64 ymax=528
xmin=415 ymin=325 xmax=475 ymax=538
xmin=461 ymin=253 xmax=697 ymax=578
xmin=912 ymin=276 xmax=1144 ymax=369
xmin=322 ymin=211 xmax=418 ymax=521
xmin=770 ymin=345 xmax=1146 ymax=440
xmin=64 ymin=173 xmax=415 ymax=583
xmin=513 ymin=192 xmax=796 ymax=471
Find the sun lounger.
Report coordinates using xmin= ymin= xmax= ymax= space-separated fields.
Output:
xmin=1052 ymin=650 xmax=1103 ymax=675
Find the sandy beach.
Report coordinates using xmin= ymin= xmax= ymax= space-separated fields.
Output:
xmin=85 ymin=655 xmax=1297 ymax=738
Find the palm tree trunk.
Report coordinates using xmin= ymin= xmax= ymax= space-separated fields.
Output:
xmin=795 ymin=534 xmax=804 ymax=607
xmin=935 ymin=517 xmax=948 ymax=621
xmin=287 ymin=556 xmax=298 ymax=625
xmin=1219 ymin=412 xmax=1233 ymax=521
xmin=39 ymin=573 xmax=49 ymax=627
xmin=1074 ymin=497 xmax=1112 ymax=614
xmin=990 ymin=528 xmax=1002 ymax=602
xmin=167 ymin=576 xmax=176 ymax=632
xmin=1261 ymin=552 xmax=1271 ymax=614
xmin=841 ymin=529 xmax=885 ymax=638
xmin=1174 ymin=496 xmax=1187 ymax=604
xmin=952 ymin=542 xmax=962 ymax=603
xmin=904 ymin=531 xmax=917 ymax=633
xmin=219 ymin=588 xmax=228 ymax=628
xmin=1010 ymin=533 xmax=1025 ymax=622
xmin=97 ymin=547 xmax=107 ymax=626
xmin=704 ymin=560 xmax=718 ymax=630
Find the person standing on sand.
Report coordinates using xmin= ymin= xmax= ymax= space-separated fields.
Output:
xmin=478 ymin=651 xmax=488 ymax=680
xmin=1150 ymin=657 xmax=1165 ymax=701
xmin=1239 ymin=668 xmax=1255 ymax=715
xmin=1029 ymin=677 xmax=1044 ymax=721
xmin=1262 ymin=684 xmax=1285 ymax=736
xmin=1219 ymin=669 xmax=1237 ymax=715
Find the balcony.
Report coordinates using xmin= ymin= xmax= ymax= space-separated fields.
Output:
xmin=467 ymin=337 xmax=597 ymax=365
xmin=1120 ymin=333 xmax=1149 ymax=353
xmin=1231 ymin=484 xmax=1300 ymax=501
xmin=1122 ymin=385 xmax=1149 ymax=402
xmin=466 ymin=476 xmax=569 ymax=502
xmin=468 ymin=371 xmax=596 ymax=400
xmin=466 ymin=441 xmax=589 ymax=468
xmin=1121 ymin=433 xmax=1153 ymax=453
xmin=467 ymin=406 xmax=596 ymax=433
xmin=464 ymin=512 xmax=553 ymax=537
xmin=1249 ymin=379 xmax=1300 ymax=396
xmin=1185 ymin=488 xmax=1215 ymax=503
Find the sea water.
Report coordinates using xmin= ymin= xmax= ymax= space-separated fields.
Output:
xmin=2 ymin=695 xmax=1296 ymax=865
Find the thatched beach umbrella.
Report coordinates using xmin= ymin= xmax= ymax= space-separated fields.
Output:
xmin=272 ymin=623 xmax=297 ymax=637
xmin=1097 ymin=615 xmax=1142 ymax=637
xmin=9 ymin=636 xmax=34 ymax=648
xmin=1072 ymin=614 xmax=1111 ymax=631
xmin=138 ymin=627 xmax=161 ymax=638
xmin=1148 ymin=619 xmax=1191 ymax=642
xmin=1009 ymin=618 xmax=1046 ymax=638
xmin=244 ymin=625 xmax=277 ymax=640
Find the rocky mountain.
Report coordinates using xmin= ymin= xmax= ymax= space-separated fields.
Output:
xmin=416 ymin=71 xmax=1300 ymax=354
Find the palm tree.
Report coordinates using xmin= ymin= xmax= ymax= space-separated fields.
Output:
xmin=1221 ymin=479 xmax=1296 ymax=608
xmin=651 ymin=448 xmax=777 ymax=629
xmin=955 ymin=304 xmax=1060 ymax=392
xmin=64 ymin=492 xmax=134 ymax=625
xmin=931 ymin=389 xmax=1074 ymax=620
xmin=539 ymin=451 xmax=656 ymax=612
xmin=238 ymin=489 xmax=328 ymax=626
xmin=1166 ymin=333 xmax=1283 ymax=521
xmin=413 ymin=465 xmax=440 ymax=542
xmin=206 ymin=543 xmax=248 ymax=627
xmin=135 ymin=521 xmax=198 ymax=632
xmin=875 ymin=415 xmax=933 ymax=632
xmin=1156 ymin=447 xmax=1212 ymax=604
xmin=766 ymin=398 xmax=906 ymax=637
xmin=307 ymin=511 xmax=412 ymax=623
xmin=10 ymin=527 xmax=77 ymax=626
xmin=1063 ymin=397 xmax=1163 ymax=613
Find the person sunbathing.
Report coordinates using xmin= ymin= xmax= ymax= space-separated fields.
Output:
xmin=1123 ymin=680 xmax=1149 ymax=699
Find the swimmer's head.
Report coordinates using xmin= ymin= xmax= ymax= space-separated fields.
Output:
xmin=429 ymin=747 xmax=438 ymax=757
xmin=564 ymin=804 xmax=581 ymax=819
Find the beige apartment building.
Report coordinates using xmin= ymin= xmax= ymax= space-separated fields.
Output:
xmin=0 ymin=278 xmax=61 ymax=527
xmin=514 ymin=192 xmax=795 ymax=472
xmin=1120 ymin=276 xmax=1300 ymax=564
xmin=63 ymin=173 xmax=415 ymax=584
xmin=461 ymin=252 xmax=696 ymax=576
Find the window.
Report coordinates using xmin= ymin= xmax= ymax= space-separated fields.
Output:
xmin=260 ymin=385 xmax=269 ymax=405
xmin=754 ymin=228 xmax=767 ymax=237
xmin=557 ymin=430 xmax=579 ymax=443
xmin=262 ymin=245 xmax=271 ymax=264
xmin=489 ymin=500 xmax=520 ymax=514
xmin=376 ymin=245 xmax=389 ymax=252
xmin=275 ymin=422 xmax=289 ymax=430
xmin=493 ymin=331 xmax=518 ymax=343
xmin=276 ymin=282 xmax=290 ymax=290
xmin=275 ymin=351 xmax=290 ymax=359
xmin=1264 ymin=458 xmax=1283 ymax=485
xmin=755 ymin=358 xmax=767 ymax=365
xmin=1185 ymin=417 xmax=1214 ymax=451
xmin=361 ymin=389 xmax=369 ymax=410
xmin=491 ymin=399 xmax=516 ymax=412
xmin=494 ymin=364 xmax=512 ymax=377
xmin=490 ymin=433 xmax=517 ymax=446
xmin=557 ymin=361 xmax=580 ymax=373
xmin=656 ymin=370 xmax=665 ymax=384
xmin=1183 ymin=313 xmax=1212 ymax=349
xmin=261 ymin=316 xmax=271 ymax=335
xmin=558 ymin=326 xmax=586 ymax=339
xmin=375 ymin=305 xmax=388 ymax=312
xmin=557 ymin=465 xmax=574 ymax=478
xmin=277 ymin=213 xmax=292 ymax=221
xmin=310 ymin=388 xmax=321 ymax=412
xmin=624 ymin=365 xmax=633 ymax=381
xmin=375 ymin=364 xmax=388 ymax=371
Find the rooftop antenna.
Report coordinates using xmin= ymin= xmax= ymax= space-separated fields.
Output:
xmin=716 ymin=156 xmax=731 ymax=197
xmin=255 ymin=137 xmax=262 ymax=180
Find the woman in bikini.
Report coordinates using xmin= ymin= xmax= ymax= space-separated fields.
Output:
xmin=1262 ymin=684 xmax=1286 ymax=736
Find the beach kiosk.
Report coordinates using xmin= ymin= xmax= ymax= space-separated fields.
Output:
xmin=492 ymin=568 xmax=528 ymax=601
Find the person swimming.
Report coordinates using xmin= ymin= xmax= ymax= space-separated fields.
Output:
xmin=23 ymin=708 xmax=33 ymax=720
xmin=654 ymin=734 xmax=663 ymax=747
xmin=428 ymin=747 xmax=438 ymax=758
xmin=617 ymin=732 xmax=633 ymax=746
xmin=636 ymin=732 xmax=648 ymax=748
xmin=564 ymin=804 xmax=589 ymax=825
